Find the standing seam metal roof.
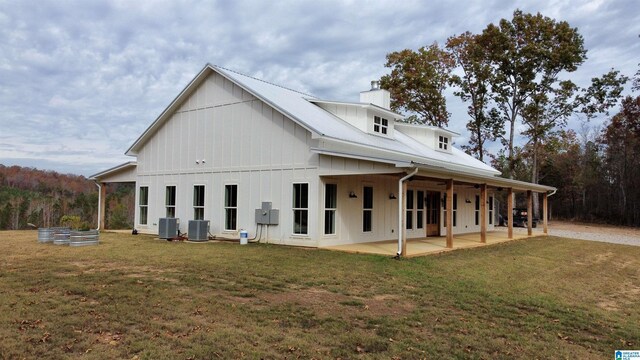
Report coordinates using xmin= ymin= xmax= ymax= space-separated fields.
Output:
xmin=212 ymin=65 xmax=499 ymax=176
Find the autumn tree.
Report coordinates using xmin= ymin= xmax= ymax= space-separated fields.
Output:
xmin=479 ymin=9 xmax=587 ymax=178
xmin=380 ymin=43 xmax=455 ymax=127
xmin=447 ymin=32 xmax=503 ymax=161
xmin=601 ymin=95 xmax=640 ymax=225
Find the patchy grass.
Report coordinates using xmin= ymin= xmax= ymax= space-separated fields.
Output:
xmin=0 ymin=231 xmax=638 ymax=359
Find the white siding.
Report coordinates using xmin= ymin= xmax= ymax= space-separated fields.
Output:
xmin=133 ymin=72 xmax=320 ymax=246
xmin=318 ymin=174 xmax=400 ymax=247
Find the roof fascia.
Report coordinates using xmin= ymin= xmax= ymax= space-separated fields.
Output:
xmin=89 ymin=161 xmax=137 ymax=180
xmin=318 ymin=136 xmax=500 ymax=177
xmin=394 ymin=122 xmax=460 ymax=136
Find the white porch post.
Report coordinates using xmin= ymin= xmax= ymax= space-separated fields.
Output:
xmin=527 ymin=190 xmax=533 ymax=236
xmin=543 ymin=192 xmax=549 ymax=234
xmin=507 ymin=188 xmax=514 ymax=239
xmin=446 ymin=179 xmax=453 ymax=248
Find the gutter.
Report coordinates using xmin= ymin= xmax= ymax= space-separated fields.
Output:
xmin=397 ymin=167 xmax=419 ymax=257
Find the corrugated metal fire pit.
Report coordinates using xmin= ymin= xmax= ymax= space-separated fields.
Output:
xmin=69 ymin=230 xmax=100 ymax=247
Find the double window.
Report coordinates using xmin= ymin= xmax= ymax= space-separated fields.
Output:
xmin=416 ymin=191 xmax=424 ymax=229
xmin=293 ymin=183 xmax=308 ymax=235
xmin=225 ymin=185 xmax=238 ymax=231
xmin=166 ymin=186 xmax=176 ymax=218
xmin=363 ymin=186 xmax=373 ymax=232
xmin=438 ymin=135 xmax=449 ymax=150
xmin=443 ymin=193 xmax=457 ymax=227
xmin=489 ymin=196 xmax=494 ymax=225
xmin=373 ymin=116 xmax=388 ymax=135
xmin=406 ymin=189 xmax=414 ymax=229
xmin=193 ymin=185 xmax=205 ymax=220
xmin=324 ymin=184 xmax=337 ymax=235
xmin=475 ymin=195 xmax=480 ymax=226
xmin=139 ymin=186 xmax=149 ymax=225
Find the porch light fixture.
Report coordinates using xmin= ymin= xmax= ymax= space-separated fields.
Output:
xmin=389 ymin=193 xmax=397 ymax=200
xmin=349 ymin=191 xmax=358 ymax=198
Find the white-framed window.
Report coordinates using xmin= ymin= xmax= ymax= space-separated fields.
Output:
xmin=193 ymin=185 xmax=205 ymax=220
xmin=293 ymin=183 xmax=308 ymax=235
xmin=225 ymin=184 xmax=238 ymax=231
xmin=166 ymin=186 xmax=176 ymax=218
xmin=417 ymin=190 xmax=424 ymax=229
xmin=475 ymin=194 xmax=480 ymax=226
xmin=406 ymin=189 xmax=414 ymax=229
xmin=443 ymin=193 xmax=457 ymax=227
xmin=139 ymin=186 xmax=149 ymax=225
xmin=438 ymin=135 xmax=449 ymax=150
xmin=489 ymin=196 xmax=494 ymax=225
xmin=363 ymin=186 xmax=373 ymax=232
xmin=373 ymin=116 xmax=388 ymax=135
xmin=324 ymin=183 xmax=337 ymax=235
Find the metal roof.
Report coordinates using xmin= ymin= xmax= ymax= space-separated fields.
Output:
xmin=123 ymin=64 xmax=554 ymax=192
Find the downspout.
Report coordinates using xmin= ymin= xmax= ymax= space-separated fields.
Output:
xmin=94 ymin=182 xmax=101 ymax=231
xmin=547 ymin=189 xmax=557 ymax=197
xmin=397 ymin=167 xmax=419 ymax=257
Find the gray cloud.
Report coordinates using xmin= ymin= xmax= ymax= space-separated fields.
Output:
xmin=0 ymin=0 xmax=638 ymax=176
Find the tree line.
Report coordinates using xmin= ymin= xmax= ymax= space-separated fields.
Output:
xmin=0 ymin=165 xmax=134 ymax=230
xmin=380 ymin=9 xmax=639 ymax=226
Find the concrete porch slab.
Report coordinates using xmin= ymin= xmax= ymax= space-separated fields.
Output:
xmin=321 ymin=228 xmax=545 ymax=257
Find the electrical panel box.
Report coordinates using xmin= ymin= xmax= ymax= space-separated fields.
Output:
xmin=159 ymin=218 xmax=179 ymax=239
xmin=255 ymin=202 xmax=279 ymax=225
xmin=188 ymin=220 xmax=209 ymax=241
xmin=267 ymin=209 xmax=279 ymax=225
xmin=255 ymin=209 xmax=269 ymax=224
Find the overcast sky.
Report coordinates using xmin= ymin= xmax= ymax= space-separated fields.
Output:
xmin=1 ymin=0 xmax=638 ymax=177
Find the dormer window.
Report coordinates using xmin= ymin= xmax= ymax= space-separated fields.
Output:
xmin=374 ymin=116 xmax=388 ymax=135
xmin=438 ymin=135 xmax=449 ymax=150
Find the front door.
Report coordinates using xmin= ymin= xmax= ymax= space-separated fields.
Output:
xmin=426 ymin=191 xmax=440 ymax=236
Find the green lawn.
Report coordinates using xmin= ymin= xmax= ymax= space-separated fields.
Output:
xmin=0 ymin=231 xmax=638 ymax=359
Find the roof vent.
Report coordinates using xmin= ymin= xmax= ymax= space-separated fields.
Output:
xmin=370 ymin=80 xmax=380 ymax=90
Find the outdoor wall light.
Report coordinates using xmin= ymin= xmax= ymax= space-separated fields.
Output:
xmin=349 ymin=191 xmax=358 ymax=198
xmin=389 ymin=193 xmax=397 ymax=200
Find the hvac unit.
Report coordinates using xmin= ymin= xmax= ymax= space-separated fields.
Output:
xmin=188 ymin=220 xmax=209 ymax=241
xmin=159 ymin=218 xmax=179 ymax=239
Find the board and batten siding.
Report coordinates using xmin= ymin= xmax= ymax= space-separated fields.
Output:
xmin=133 ymin=72 xmax=320 ymax=245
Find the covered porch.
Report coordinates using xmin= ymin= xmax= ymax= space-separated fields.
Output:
xmin=88 ymin=162 xmax=137 ymax=230
xmin=323 ymin=228 xmax=542 ymax=257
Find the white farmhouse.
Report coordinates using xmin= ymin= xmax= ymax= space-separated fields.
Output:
xmin=91 ymin=64 xmax=554 ymax=256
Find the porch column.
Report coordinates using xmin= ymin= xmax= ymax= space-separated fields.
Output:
xmin=543 ymin=193 xmax=548 ymax=234
xmin=446 ymin=179 xmax=453 ymax=248
xmin=401 ymin=180 xmax=408 ymax=256
xmin=507 ymin=188 xmax=513 ymax=239
xmin=480 ymin=183 xmax=487 ymax=243
xmin=99 ymin=182 xmax=106 ymax=231
xmin=527 ymin=190 xmax=533 ymax=236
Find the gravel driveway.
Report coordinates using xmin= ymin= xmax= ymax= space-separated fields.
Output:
xmin=546 ymin=221 xmax=640 ymax=246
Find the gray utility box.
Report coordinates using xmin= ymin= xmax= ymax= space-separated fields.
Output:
xmin=188 ymin=220 xmax=209 ymax=241
xmin=159 ymin=218 xmax=179 ymax=239
xmin=255 ymin=202 xmax=279 ymax=225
